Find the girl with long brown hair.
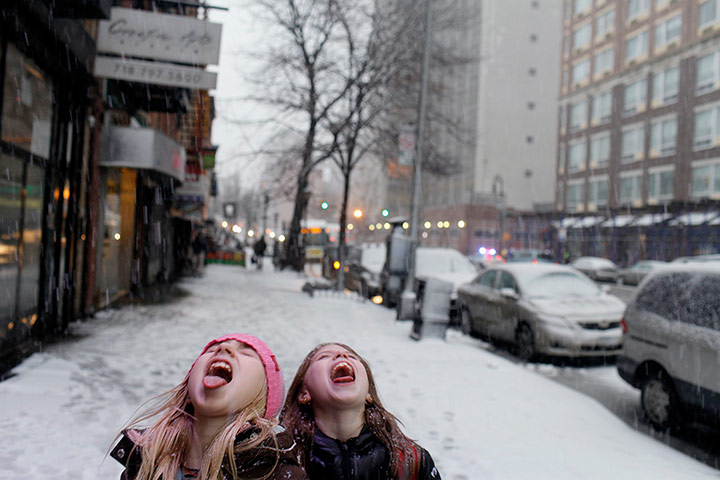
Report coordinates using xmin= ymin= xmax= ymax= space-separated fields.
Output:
xmin=281 ymin=343 xmax=440 ymax=479
xmin=110 ymin=334 xmax=307 ymax=480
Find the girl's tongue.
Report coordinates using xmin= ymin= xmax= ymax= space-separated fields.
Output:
xmin=203 ymin=375 xmax=228 ymax=389
xmin=330 ymin=362 xmax=355 ymax=384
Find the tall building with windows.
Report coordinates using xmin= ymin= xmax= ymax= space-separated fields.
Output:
xmin=558 ymin=0 xmax=720 ymax=213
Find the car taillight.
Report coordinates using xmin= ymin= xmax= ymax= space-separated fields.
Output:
xmin=621 ymin=317 xmax=627 ymax=334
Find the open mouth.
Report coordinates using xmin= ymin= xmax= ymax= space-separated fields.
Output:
xmin=203 ymin=360 xmax=233 ymax=389
xmin=330 ymin=361 xmax=355 ymax=384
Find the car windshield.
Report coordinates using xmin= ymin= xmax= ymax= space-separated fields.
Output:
xmin=521 ymin=272 xmax=601 ymax=298
xmin=416 ymin=249 xmax=477 ymax=276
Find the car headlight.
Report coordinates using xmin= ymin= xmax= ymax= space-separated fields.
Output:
xmin=536 ymin=313 xmax=575 ymax=330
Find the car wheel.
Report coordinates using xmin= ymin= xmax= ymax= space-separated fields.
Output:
xmin=641 ymin=371 xmax=679 ymax=431
xmin=515 ymin=323 xmax=536 ymax=362
xmin=460 ymin=306 xmax=473 ymax=336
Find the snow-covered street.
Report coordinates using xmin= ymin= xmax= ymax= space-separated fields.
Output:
xmin=0 ymin=264 xmax=717 ymax=479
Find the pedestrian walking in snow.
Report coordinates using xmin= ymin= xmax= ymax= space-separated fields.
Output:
xmin=253 ymin=236 xmax=267 ymax=271
xmin=111 ymin=334 xmax=307 ymax=480
xmin=281 ymin=343 xmax=441 ymax=480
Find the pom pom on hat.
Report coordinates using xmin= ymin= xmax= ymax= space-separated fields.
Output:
xmin=193 ymin=334 xmax=285 ymax=419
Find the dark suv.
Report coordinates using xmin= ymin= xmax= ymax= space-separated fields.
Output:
xmin=617 ymin=263 xmax=720 ymax=430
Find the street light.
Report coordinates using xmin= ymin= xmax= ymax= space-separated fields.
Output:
xmin=353 ymin=209 xmax=363 ymax=218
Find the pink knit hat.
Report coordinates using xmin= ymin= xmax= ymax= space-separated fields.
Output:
xmin=191 ymin=334 xmax=284 ymax=419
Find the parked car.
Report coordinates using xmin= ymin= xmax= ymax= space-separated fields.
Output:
xmin=615 ymin=260 xmax=667 ymax=285
xmin=407 ymin=247 xmax=479 ymax=323
xmin=670 ymin=254 xmax=720 ymax=264
xmin=457 ymin=264 xmax=625 ymax=360
xmin=570 ymin=256 xmax=619 ymax=282
xmin=344 ymin=243 xmax=386 ymax=299
xmin=617 ymin=263 xmax=720 ymax=430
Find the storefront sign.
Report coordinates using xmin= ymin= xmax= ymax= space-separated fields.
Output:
xmin=94 ymin=56 xmax=217 ymax=90
xmin=97 ymin=7 xmax=222 ymax=65
xmin=174 ymin=169 xmax=209 ymax=203
xmin=99 ymin=126 xmax=186 ymax=182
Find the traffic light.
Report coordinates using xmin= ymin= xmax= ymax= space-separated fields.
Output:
xmin=320 ymin=201 xmax=329 ymax=210
xmin=381 ymin=208 xmax=389 ymax=217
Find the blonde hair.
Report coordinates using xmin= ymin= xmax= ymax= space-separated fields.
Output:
xmin=281 ymin=343 xmax=419 ymax=479
xmin=119 ymin=375 xmax=280 ymax=480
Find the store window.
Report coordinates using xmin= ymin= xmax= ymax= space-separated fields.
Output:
xmin=2 ymin=44 xmax=53 ymax=157
xmin=17 ymin=164 xmax=44 ymax=316
xmin=0 ymin=155 xmax=23 ymax=325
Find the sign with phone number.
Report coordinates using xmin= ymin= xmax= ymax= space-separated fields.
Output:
xmin=94 ymin=56 xmax=217 ymax=90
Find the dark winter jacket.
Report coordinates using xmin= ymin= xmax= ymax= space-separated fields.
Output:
xmin=307 ymin=427 xmax=440 ymax=480
xmin=111 ymin=426 xmax=307 ymax=480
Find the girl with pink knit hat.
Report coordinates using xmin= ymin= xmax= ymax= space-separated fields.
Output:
xmin=111 ymin=334 xmax=307 ymax=480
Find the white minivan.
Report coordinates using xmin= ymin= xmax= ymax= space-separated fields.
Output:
xmin=617 ymin=263 xmax=720 ymax=430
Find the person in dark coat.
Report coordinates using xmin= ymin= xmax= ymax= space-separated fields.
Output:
xmin=281 ymin=343 xmax=440 ymax=480
xmin=111 ymin=334 xmax=307 ymax=480
xmin=253 ymin=236 xmax=267 ymax=270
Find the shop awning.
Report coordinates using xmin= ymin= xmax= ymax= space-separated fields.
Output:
xmin=99 ymin=126 xmax=186 ymax=182
xmin=552 ymin=217 xmax=580 ymax=229
xmin=632 ymin=213 xmax=673 ymax=226
xmin=570 ymin=216 xmax=605 ymax=228
xmin=669 ymin=211 xmax=720 ymax=226
xmin=600 ymin=215 xmax=635 ymax=228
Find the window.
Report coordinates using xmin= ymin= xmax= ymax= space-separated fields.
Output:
xmin=590 ymin=132 xmax=610 ymax=167
xmin=560 ymin=105 xmax=567 ymax=132
xmin=478 ymin=270 xmax=498 ymax=287
xmin=691 ymin=159 xmax=720 ymax=197
xmin=574 ymin=23 xmax=592 ymax=50
xmin=572 ymin=58 xmax=591 ymax=85
xmin=589 ymin=176 xmax=609 ymax=206
xmin=569 ymin=100 xmax=588 ymax=131
xmin=562 ymin=68 xmax=569 ymax=88
xmin=618 ymin=171 xmax=642 ymax=205
xmin=652 ymin=66 xmax=679 ymax=105
xmin=497 ymin=272 xmax=518 ymax=292
xmin=636 ymin=273 xmax=687 ymax=320
xmin=621 ymin=124 xmax=644 ymax=162
xmin=627 ymin=0 xmax=650 ymax=22
xmin=528 ymin=101 xmax=536 ymax=110
xmin=648 ymin=167 xmax=674 ymax=202
xmin=530 ymin=34 xmax=538 ymax=42
xmin=526 ymin=135 xmax=534 ymax=143
xmin=529 ymin=67 xmax=537 ymax=76
xmin=697 ymin=51 xmax=719 ymax=93
xmin=693 ymin=104 xmax=720 ymax=149
xmin=625 ymin=30 xmax=649 ymax=63
xmin=568 ymin=140 xmax=587 ymax=172
xmin=594 ymin=48 xmax=614 ymax=75
xmin=575 ymin=0 xmax=591 ymax=16
xmin=595 ymin=9 xmax=616 ymax=38
xmin=650 ymin=116 xmax=677 ymax=156
xmin=592 ymin=91 xmax=612 ymax=124
xmin=567 ymin=181 xmax=585 ymax=211
xmin=623 ymin=78 xmax=647 ymax=115
xmin=655 ymin=15 xmax=682 ymax=49
xmin=699 ymin=0 xmax=719 ymax=28
xmin=684 ymin=274 xmax=720 ymax=330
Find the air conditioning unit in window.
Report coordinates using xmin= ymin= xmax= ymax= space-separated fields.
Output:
xmin=649 ymin=148 xmax=659 ymax=158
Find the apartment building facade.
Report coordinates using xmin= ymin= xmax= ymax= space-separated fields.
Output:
xmin=558 ymin=0 xmax=720 ymax=213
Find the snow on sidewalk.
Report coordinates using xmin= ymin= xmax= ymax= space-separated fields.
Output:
xmin=0 ymin=264 xmax=715 ymax=479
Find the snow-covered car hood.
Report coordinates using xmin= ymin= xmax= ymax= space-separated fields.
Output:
xmin=527 ymin=294 xmax=625 ymax=320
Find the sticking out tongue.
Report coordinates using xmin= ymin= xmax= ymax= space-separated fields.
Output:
xmin=203 ymin=375 xmax=228 ymax=389
xmin=332 ymin=375 xmax=354 ymax=384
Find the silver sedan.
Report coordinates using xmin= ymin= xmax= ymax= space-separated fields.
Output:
xmin=457 ymin=264 xmax=626 ymax=361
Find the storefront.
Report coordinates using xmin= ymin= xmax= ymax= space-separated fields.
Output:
xmin=0 ymin=2 xmax=108 ymax=368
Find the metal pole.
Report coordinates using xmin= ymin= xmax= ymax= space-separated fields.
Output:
xmin=405 ymin=0 xmax=433 ymax=294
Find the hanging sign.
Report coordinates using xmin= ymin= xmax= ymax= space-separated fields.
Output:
xmin=97 ymin=7 xmax=222 ymax=65
xmin=94 ymin=56 xmax=217 ymax=89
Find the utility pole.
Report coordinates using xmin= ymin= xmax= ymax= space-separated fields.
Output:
xmin=402 ymin=0 xmax=432 ymax=334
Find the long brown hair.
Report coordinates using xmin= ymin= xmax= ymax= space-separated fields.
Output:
xmin=280 ymin=343 xmax=418 ymax=478
xmin=118 ymin=374 xmax=279 ymax=480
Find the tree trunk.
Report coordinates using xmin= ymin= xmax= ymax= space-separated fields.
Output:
xmin=336 ymin=166 xmax=352 ymax=291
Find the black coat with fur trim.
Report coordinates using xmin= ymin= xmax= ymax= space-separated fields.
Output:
xmin=111 ymin=426 xmax=307 ymax=480
xmin=307 ymin=427 xmax=440 ymax=480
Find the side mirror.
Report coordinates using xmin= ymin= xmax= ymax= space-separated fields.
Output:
xmin=499 ymin=288 xmax=519 ymax=300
